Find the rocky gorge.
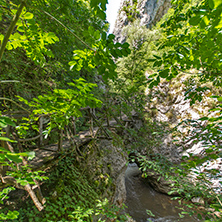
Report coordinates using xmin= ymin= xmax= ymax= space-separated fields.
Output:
xmin=113 ymin=0 xmax=171 ymax=43
xmin=1 ymin=0 xmax=222 ymax=221
xmin=109 ymin=0 xmax=222 ymax=221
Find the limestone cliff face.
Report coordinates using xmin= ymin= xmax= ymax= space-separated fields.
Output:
xmin=113 ymin=0 xmax=171 ymax=43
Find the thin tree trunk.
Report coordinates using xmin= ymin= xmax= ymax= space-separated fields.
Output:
xmin=24 ymin=184 xmax=44 ymax=211
xmin=7 ymin=139 xmax=45 ymax=211
xmin=0 ymin=0 xmax=27 ymax=61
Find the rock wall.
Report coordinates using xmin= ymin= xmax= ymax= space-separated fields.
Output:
xmin=142 ymin=73 xmax=222 ymax=194
xmin=98 ymin=139 xmax=128 ymax=205
xmin=145 ymin=73 xmax=217 ymax=160
xmin=113 ymin=0 xmax=171 ymax=43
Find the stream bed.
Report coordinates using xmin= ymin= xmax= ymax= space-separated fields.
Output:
xmin=125 ymin=163 xmax=198 ymax=222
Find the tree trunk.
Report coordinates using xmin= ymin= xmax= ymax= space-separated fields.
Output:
xmin=24 ymin=184 xmax=44 ymax=211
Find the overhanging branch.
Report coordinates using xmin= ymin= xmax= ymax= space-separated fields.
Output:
xmin=43 ymin=11 xmax=96 ymax=52
xmin=0 ymin=0 xmax=27 ymax=61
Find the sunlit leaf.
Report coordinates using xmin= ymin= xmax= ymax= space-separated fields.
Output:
xmin=6 ymin=154 xmax=23 ymax=163
xmin=23 ymin=12 xmax=34 ymax=20
xmin=209 ymin=0 xmax=222 ymax=9
xmin=189 ymin=15 xmax=201 ymax=26
xmin=0 ymin=137 xmax=17 ymax=143
xmin=0 ymin=116 xmax=16 ymax=128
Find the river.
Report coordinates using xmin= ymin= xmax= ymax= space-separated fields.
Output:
xmin=125 ymin=163 xmax=199 ymax=222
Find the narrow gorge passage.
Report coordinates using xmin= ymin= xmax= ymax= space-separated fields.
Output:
xmin=125 ymin=164 xmax=198 ymax=222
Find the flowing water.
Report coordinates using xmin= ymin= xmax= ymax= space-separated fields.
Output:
xmin=125 ymin=163 xmax=198 ymax=222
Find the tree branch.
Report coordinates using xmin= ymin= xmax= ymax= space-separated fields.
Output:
xmin=0 ymin=0 xmax=27 ymax=61
xmin=0 ymin=97 xmax=31 ymax=113
xmin=43 ymin=11 xmax=96 ymax=52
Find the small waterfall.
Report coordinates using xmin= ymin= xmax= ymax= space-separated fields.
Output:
xmin=125 ymin=163 xmax=198 ymax=222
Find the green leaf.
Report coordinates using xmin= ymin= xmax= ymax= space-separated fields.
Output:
xmin=147 ymin=58 xmax=156 ymax=62
xmin=76 ymin=59 xmax=83 ymax=71
xmin=6 ymin=153 xmax=23 ymax=163
xmin=153 ymin=60 xmax=162 ymax=67
xmin=217 ymin=96 xmax=222 ymax=101
xmin=100 ymin=1 xmax=107 ymax=11
xmin=122 ymin=42 xmax=129 ymax=48
xmin=108 ymin=34 xmax=115 ymax=41
xmin=189 ymin=15 xmax=201 ymax=26
xmin=90 ymin=0 xmax=98 ymax=7
xmin=159 ymin=69 xmax=169 ymax=78
xmin=199 ymin=117 xmax=208 ymax=120
xmin=6 ymin=210 xmax=19 ymax=220
xmin=97 ymin=9 xmax=106 ymax=20
xmin=0 ymin=147 xmax=9 ymax=152
xmin=209 ymin=0 xmax=215 ymax=9
xmin=0 ymin=34 xmax=4 ymax=42
xmin=125 ymin=48 xmax=131 ymax=54
xmin=19 ymin=180 xmax=29 ymax=186
xmin=94 ymin=30 xmax=100 ymax=40
xmin=0 ymin=116 xmax=16 ymax=128
xmin=153 ymin=55 xmax=161 ymax=59
xmin=101 ymin=31 xmax=107 ymax=40
xmin=0 ymin=137 xmax=17 ymax=143
xmin=23 ymin=12 xmax=34 ymax=20
xmin=215 ymin=18 xmax=222 ymax=28
xmin=200 ymin=18 xmax=207 ymax=29
xmin=68 ymin=61 xmax=77 ymax=70
xmin=121 ymin=49 xmax=129 ymax=56
xmin=209 ymin=0 xmax=222 ymax=9
xmin=88 ymin=26 xmax=95 ymax=35
xmin=110 ymin=49 xmax=118 ymax=58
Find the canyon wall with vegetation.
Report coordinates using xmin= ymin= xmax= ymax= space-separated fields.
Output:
xmin=113 ymin=0 xmax=171 ymax=43
xmin=0 ymin=0 xmax=222 ymax=221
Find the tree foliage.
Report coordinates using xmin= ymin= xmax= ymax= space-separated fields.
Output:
xmin=139 ymin=0 xmax=222 ymax=220
xmin=1 ymin=0 xmax=222 ymax=220
xmin=0 ymin=0 xmax=131 ymax=220
xmin=148 ymin=0 xmax=222 ymax=87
